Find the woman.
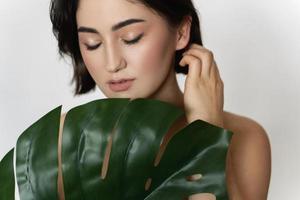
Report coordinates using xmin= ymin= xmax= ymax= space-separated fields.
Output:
xmin=50 ymin=0 xmax=271 ymax=199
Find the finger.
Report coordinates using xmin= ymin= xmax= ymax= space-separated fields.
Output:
xmin=190 ymin=43 xmax=204 ymax=49
xmin=183 ymin=48 xmax=214 ymax=80
xmin=209 ymin=60 xmax=219 ymax=82
xmin=188 ymin=45 xmax=222 ymax=85
xmin=179 ymin=54 xmax=202 ymax=80
xmin=212 ymin=60 xmax=223 ymax=83
xmin=210 ymin=61 xmax=224 ymax=100
xmin=212 ymin=61 xmax=224 ymax=109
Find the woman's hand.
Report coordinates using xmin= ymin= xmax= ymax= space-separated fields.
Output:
xmin=179 ymin=44 xmax=224 ymax=128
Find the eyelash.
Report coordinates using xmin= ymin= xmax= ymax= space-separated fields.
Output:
xmin=85 ymin=33 xmax=144 ymax=51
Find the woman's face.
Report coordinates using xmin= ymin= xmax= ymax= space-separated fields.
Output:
xmin=76 ymin=0 xmax=179 ymax=99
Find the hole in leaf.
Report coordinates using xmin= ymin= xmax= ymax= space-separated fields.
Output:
xmin=144 ymin=177 xmax=152 ymax=191
xmin=186 ymin=193 xmax=216 ymax=200
xmin=100 ymin=100 xmax=134 ymax=180
xmin=58 ymin=113 xmax=67 ymax=200
xmin=154 ymin=116 xmax=187 ymax=167
xmin=186 ymin=173 xmax=203 ymax=181
xmin=101 ymin=134 xmax=113 ymax=179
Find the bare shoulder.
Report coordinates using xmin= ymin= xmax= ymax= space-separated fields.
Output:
xmin=222 ymin=110 xmax=271 ymax=152
xmin=223 ymin=111 xmax=271 ymax=199
xmin=223 ymin=111 xmax=268 ymax=137
xmin=222 ymin=110 xmax=271 ymax=166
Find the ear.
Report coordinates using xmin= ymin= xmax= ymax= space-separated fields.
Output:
xmin=175 ymin=15 xmax=192 ymax=51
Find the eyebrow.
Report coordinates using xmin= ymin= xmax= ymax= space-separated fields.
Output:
xmin=77 ymin=18 xmax=146 ymax=34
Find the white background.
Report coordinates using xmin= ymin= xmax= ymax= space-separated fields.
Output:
xmin=0 ymin=0 xmax=299 ymax=199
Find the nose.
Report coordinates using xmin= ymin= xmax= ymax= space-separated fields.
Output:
xmin=105 ymin=45 xmax=126 ymax=73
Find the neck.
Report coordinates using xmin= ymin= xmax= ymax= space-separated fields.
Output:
xmin=148 ymin=69 xmax=185 ymax=111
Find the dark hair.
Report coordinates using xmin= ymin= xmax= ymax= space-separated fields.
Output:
xmin=49 ymin=0 xmax=203 ymax=95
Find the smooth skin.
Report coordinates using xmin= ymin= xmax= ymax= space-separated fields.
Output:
xmin=57 ymin=0 xmax=271 ymax=199
xmin=58 ymin=44 xmax=272 ymax=200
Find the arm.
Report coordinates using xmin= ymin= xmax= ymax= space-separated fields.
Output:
xmin=226 ymin=118 xmax=271 ymax=200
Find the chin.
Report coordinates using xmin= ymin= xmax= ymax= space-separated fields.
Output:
xmin=105 ymin=91 xmax=133 ymax=99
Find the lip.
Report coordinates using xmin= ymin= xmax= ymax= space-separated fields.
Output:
xmin=107 ymin=78 xmax=135 ymax=92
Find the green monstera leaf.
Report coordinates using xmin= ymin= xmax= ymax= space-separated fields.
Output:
xmin=0 ymin=149 xmax=15 ymax=200
xmin=0 ymin=98 xmax=233 ymax=200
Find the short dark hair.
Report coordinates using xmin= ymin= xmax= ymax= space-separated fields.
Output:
xmin=49 ymin=0 xmax=203 ymax=95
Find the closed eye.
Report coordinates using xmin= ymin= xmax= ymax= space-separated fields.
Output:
xmin=123 ymin=33 xmax=144 ymax=45
xmin=85 ymin=43 xmax=101 ymax=51
xmin=84 ymin=33 xmax=144 ymax=51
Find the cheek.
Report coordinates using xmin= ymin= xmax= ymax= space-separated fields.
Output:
xmin=80 ymin=49 xmax=105 ymax=80
xmin=126 ymin=35 xmax=172 ymax=76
